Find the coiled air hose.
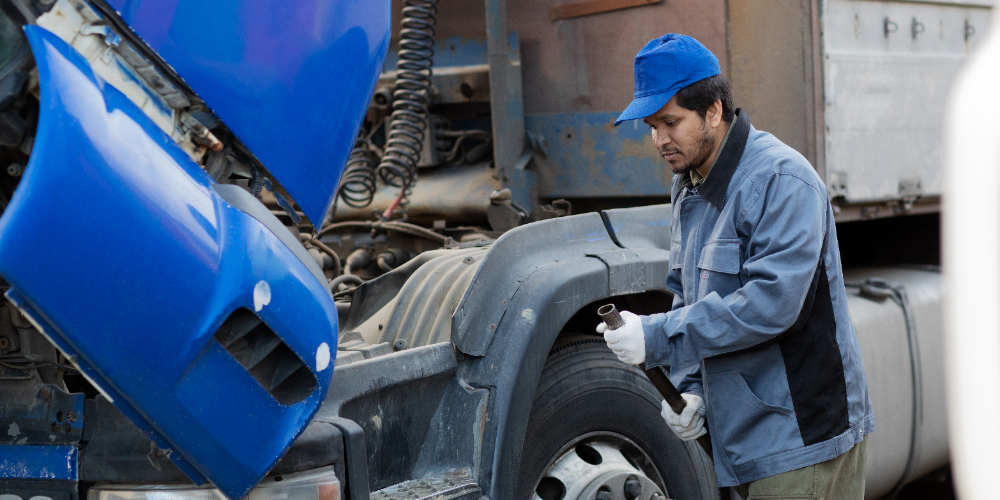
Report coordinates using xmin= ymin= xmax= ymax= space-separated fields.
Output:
xmin=375 ymin=0 xmax=439 ymax=210
xmin=336 ymin=136 xmax=379 ymax=210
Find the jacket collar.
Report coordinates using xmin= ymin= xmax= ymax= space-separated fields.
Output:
xmin=687 ymin=108 xmax=750 ymax=210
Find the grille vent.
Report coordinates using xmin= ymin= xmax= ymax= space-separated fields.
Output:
xmin=214 ymin=309 xmax=316 ymax=405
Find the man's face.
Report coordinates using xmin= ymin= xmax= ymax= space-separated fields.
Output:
xmin=643 ymin=96 xmax=718 ymax=175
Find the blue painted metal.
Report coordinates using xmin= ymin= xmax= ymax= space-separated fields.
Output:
xmin=526 ymin=112 xmax=672 ymax=198
xmin=0 ymin=27 xmax=337 ymax=500
xmin=102 ymin=0 xmax=391 ymax=225
xmin=383 ymin=36 xmax=489 ymax=70
xmin=0 ymin=445 xmax=78 ymax=480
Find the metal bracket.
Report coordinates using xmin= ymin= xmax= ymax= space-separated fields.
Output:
xmin=586 ymin=249 xmax=645 ymax=296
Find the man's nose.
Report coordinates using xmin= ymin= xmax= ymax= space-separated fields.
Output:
xmin=652 ymin=128 xmax=671 ymax=147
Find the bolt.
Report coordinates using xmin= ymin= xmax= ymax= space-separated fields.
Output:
xmin=393 ymin=339 xmax=408 ymax=351
xmin=39 ymin=388 xmax=51 ymax=401
xmin=623 ymin=476 xmax=642 ymax=500
xmin=595 ymin=489 xmax=612 ymax=500
xmin=6 ymin=163 xmax=23 ymax=177
xmin=0 ymin=336 xmax=9 ymax=350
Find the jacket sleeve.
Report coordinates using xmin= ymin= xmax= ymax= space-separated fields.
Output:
xmin=666 ymin=269 xmax=684 ymax=310
xmin=642 ymin=172 xmax=828 ymax=369
xmin=671 ymin=363 xmax=703 ymax=399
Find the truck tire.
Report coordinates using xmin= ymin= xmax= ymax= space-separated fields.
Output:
xmin=517 ymin=336 xmax=717 ymax=500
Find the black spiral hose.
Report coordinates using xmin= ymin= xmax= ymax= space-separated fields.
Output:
xmin=376 ymin=0 xmax=438 ymax=192
xmin=337 ymin=137 xmax=379 ymax=209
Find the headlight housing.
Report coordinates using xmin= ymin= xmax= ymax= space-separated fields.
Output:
xmin=89 ymin=466 xmax=340 ymax=500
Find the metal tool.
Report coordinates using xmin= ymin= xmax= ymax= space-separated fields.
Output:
xmin=598 ymin=304 xmax=714 ymax=459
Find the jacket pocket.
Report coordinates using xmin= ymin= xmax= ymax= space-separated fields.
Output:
xmin=705 ymin=371 xmax=801 ymax=467
xmin=697 ymin=239 xmax=742 ymax=295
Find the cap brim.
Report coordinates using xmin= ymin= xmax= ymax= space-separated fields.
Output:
xmin=613 ymin=89 xmax=677 ymax=126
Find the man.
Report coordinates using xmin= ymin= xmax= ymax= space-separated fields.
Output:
xmin=597 ymin=34 xmax=874 ymax=499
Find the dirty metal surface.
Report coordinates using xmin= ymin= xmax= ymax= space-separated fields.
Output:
xmin=394 ymin=0 xmax=723 ymax=115
xmin=320 ymin=343 xmax=458 ymax=492
xmin=510 ymin=0 xmax=727 ymax=116
xmin=371 ymin=469 xmax=480 ymax=500
xmin=529 ymin=112 xmax=669 ymax=199
xmin=412 ymin=378 xmax=490 ymax=480
xmin=451 ymin=212 xmax=619 ymax=356
xmin=726 ymin=0 xmax=823 ymax=174
xmin=586 ymin=249 xmax=646 ymax=296
xmin=487 ymin=8 xmax=526 ymax=182
xmin=600 ymin=204 xmax=673 ymax=250
xmin=0 ymin=444 xmax=77 ymax=480
xmin=548 ymin=0 xmax=661 ymax=21
xmin=370 ymin=248 xmax=487 ymax=348
xmin=331 ymin=161 xmax=499 ymax=225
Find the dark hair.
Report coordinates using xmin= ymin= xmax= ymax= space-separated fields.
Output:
xmin=675 ymin=74 xmax=735 ymax=123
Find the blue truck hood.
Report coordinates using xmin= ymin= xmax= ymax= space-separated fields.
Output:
xmin=104 ymin=0 xmax=391 ymax=225
xmin=0 ymin=26 xmax=340 ymax=499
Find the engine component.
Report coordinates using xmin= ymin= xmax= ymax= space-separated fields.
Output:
xmin=376 ymin=0 xmax=439 ymax=191
xmin=376 ymin=249 xmax=411 ymax=273
xmin=337 ymin=136 xmax=380 ymax=211
xmin=487 ymin=188 xmax=527 ymax=233
xmin=344 ymin=247 xmax=376 ymax=276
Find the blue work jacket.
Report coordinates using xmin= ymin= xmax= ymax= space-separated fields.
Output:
xmin=642 ymin=110 xmax=875 ymax=487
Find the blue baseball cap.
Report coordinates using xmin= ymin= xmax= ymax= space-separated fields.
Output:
xmin=614 ymin=34 xmax=721 ymax=126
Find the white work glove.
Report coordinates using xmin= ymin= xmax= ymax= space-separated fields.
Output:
xmin=596 ymin=310 xmax=646 ymax=365
xmin=661 ymin=393 xmax=707 ymax=441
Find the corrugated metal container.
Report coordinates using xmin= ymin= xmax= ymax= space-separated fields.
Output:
xmin=729 ymin=0 xmax=991 ymax=220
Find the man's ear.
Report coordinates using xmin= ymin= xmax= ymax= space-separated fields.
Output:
xmin=707 ymin=100 xmax=723 ymax=129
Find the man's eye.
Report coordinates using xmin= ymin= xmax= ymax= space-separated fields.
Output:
xmin=667 ymin=120 xmax=679 ymax=126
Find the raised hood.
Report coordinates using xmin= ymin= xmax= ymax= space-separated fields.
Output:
xmin=103 ymin=0 xmax=391 ymax=225
xmin=0 ymin=26 xmax=339 ymax=499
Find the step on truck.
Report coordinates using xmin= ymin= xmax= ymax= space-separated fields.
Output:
xmin=0 ymin=0 xmax=989 ymax=499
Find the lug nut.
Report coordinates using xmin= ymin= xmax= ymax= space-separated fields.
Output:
xmin=624 ymin=476 xmax=642 ymax=500
xmin=595 ymin=490 xmax=612 ymax=500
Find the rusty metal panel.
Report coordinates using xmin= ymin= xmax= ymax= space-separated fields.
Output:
xmin=529 ymin=112 xmax=670 ymax=198
xmin=511 ymin=0 xmax=728 ymax=116
xmin=822 ymin=0 xmax=991 ymax=204
xmin=726 ymin=0 xmax=823 ymax=172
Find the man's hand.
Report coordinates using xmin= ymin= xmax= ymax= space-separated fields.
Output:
xmin=661 ymin=393 xmax=707 ymax=441
xmin=596 ymin=310 xmax=645 ymax=365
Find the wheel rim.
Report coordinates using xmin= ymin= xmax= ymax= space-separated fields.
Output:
xmin=531 ymin=431 xmax=669 ymax=500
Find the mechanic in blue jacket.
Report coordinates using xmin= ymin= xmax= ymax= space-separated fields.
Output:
xmin=597 ymin=34 xmax=875 ymax=498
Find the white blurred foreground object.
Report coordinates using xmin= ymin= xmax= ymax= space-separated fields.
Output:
xmin=944 ymin=13 xmax=1000 ymax=500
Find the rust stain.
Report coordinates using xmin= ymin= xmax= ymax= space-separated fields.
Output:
xmin=579 ymin=132 xmax=604 ymax=178
xmin=617 ymin=135 xmax=659 ymax=161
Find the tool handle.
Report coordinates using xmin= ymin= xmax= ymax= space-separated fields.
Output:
xmin=597 ymin=303 xmax=626 ymax=330
xmin=640 ymin=362 xmax=688 ymax=414
xmin=643 ymin=363 xmax=714 ymax=460
xmin=597 ymin=303 xmax=713 ymax=459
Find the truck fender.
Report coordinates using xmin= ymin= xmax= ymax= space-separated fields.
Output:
xmin=453 ymin=206 xmax=677 ymax=499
